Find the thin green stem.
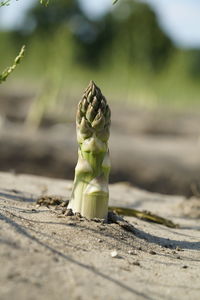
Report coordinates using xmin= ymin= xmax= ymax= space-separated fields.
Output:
xmin=0 ymin=45 xmax=25 ymax=84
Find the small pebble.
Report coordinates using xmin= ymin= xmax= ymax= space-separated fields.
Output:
xmin=164 ymin=244 xmax=173 ymax=249
xmin=149 ymin=250 xmax=156 ymax=255
xmin=128 ymin=250 xmax=135 ymax=255
xmin=120 ymin=266 xmax=130 ymax=272
xmin=62 ymin=208 xmax=67 ymax=214
xmin=67 ymin=222 xmax=76 ymax=226
xmin=176 ymin=246 xmax=183 ymax=252
xmin=75 ymin=212 xmax=82 ymax=218
xmin=99 ymin=226 xmax=106 ymax=231
xmin=60 ymin=200 xmax=69 ymax=207
xmin=65 ymin=209 xmax=74 ymax=216
xmin=176 ymin=255 xmax=181 ymax=259
xmin=98 ymin=239 xmax=103 ymax=243
xmin=11 ymin=189 xmax=19 ymax=194
xmin=132 ymin=261 xmax=140 ymax=266
xmin=92 ymin=218 xmax=102 ymax=223
xmin=182 ymin=265 xmax=188 ymax=269
xmin=110 ymin=250 xmax=119 ymax=258
xmin=53 ymin=257 xmax=59 ymax=262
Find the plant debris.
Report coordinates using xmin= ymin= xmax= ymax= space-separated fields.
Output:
xmin=36 ymin=195 xmax=178 ymax=229
xmin=109 ymin=206 xmax=179 ymax=228
xmin=36 ymin=195 xmax=69 ymax=207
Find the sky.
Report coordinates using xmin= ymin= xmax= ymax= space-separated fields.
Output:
xmin=0 ymin=0 xmax=200 ymax=48
xmin=144 ymin=0 xmax=200 ymax=49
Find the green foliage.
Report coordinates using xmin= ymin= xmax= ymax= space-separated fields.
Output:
xmin=23 ymin=0 xmax=173 ymax=71
xmin=1 ymin=0 xmax=200 ymax=114
xmin=112 ymin=1 xmax=174 ymax=71
xmin=23 ymin=0 xmax=114 ymax=68
xmin=25 ymin=0 xmax=80 ymax=32
xmin=186 ymin=50 xmax=200 ymax=78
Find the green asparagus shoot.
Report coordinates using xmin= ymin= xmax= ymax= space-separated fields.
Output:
xmin=69 ymin=81 xmax=111 ymax=220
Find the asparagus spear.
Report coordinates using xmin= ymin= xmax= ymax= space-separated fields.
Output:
xmin=69 ymin=81 xmax=111 ymax=219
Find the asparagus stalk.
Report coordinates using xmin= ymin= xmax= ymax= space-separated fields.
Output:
xmin=69 ymin=81 xmax=111 ymax=219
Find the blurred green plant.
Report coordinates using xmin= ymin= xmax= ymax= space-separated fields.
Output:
xmin=0 ymin=1 xmax=10 ymax=6
xmin=0 ymin=0 xmax=48 ymax=84
xmin=18 ymin=0 xmax=196 ymax=127
xmin=1 ymin=0 xmax=200 ymax=116
xmin=0 ymin=45 xmax=25 ymax=84
xmin=24 ymin=0 xmax=115 ymax=69
xmin=40 ymin=0 xmax=49 ymax=6
xmin=26 ymin=25 xmax=74 ymax=127
xmin=0 ymin=0 xmax=49 ymax=6
xmin=26 ymin=0 xmax=80 ymax=32
xmin=23 ymin=0 xmax=173 ymax=72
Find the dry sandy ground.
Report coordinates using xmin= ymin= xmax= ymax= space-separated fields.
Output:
xmin=0 ymin=172 xmax=200 ymax=300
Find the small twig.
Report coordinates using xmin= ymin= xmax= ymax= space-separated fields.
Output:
xmin=109 ymin=206 xmax=179 ymax=228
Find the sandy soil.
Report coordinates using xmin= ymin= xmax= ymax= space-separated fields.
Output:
xmin=0 ymin=172 xmax=200 ymax=300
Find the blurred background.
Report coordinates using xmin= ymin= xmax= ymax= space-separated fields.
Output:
xmin=1 ymin=0 xmax=200 ymax=197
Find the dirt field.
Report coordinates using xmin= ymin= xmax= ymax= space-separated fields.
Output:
xmin=0 ymin=172 xmax=200 ymax=300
